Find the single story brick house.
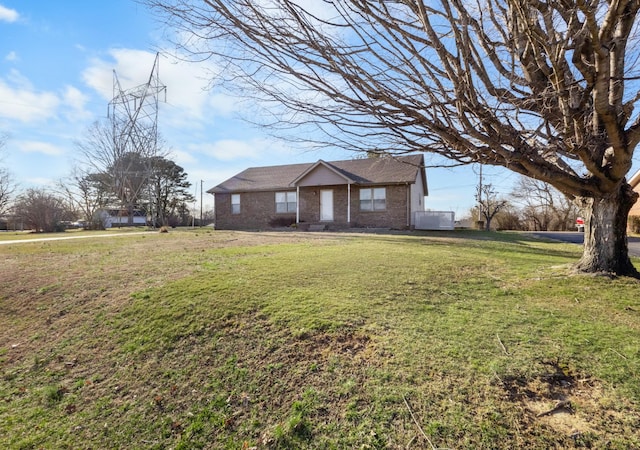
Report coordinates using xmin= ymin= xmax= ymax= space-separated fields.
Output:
xmin=100 ymin=209 xmax=148 ymax=228
xmin=208 ymin=154 xmax=428 ymax=230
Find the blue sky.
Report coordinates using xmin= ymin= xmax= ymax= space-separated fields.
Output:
xmin=0 ymin=0 xmax=517 ymax=218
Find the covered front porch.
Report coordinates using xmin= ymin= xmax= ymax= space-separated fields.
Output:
xmin=290 ymin=160 xmax=357 ymax=226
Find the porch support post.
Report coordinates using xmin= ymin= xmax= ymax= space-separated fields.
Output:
xmin=296 ymin=185 xmax=300 ymax=224
xmin=347 ymin=183 xmax=351 ymax=223
xmin=407 ymin=183 xmax=411 ymax=228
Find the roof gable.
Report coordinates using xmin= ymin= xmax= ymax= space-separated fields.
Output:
xmin=290 ymin=160 xmax=356 ymax=186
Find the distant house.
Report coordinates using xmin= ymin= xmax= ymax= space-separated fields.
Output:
xmin=208 ymin=154 xmax=428 ymax=230
xmin=99 ymin=209 xmax=148 ymax=228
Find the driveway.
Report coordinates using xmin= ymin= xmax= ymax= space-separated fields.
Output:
xmin=0 ymin=231 xmax=156 ymax=245
xmin=526 ymin=231 xmax=640 ymax=257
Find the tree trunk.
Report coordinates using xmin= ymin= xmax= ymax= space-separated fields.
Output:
xmin=575 ymin=183 xmax=639 ymax=277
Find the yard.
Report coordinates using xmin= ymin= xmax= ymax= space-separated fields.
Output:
xmin=0 ymin=229 xmax=639 ymax=449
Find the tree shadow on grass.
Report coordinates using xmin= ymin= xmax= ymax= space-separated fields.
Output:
xmin=353 ymin=229 xmax=584 ymax=261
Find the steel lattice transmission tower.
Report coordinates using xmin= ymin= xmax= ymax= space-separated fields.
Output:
xmin=107 ymin=53 xmax=167 ymax=225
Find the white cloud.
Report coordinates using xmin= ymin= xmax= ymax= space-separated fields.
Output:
xmin=0 ymin=72 xmax=60 ymax=122
xmin=62 ymin=85 xmax=87 ymax=110
xmin=254 ymin=0 xmax=338 ymax=23
xmin=0 ymin=4 xmax=18 ymax=22
xmin=189 ymin=166 xmax=237 ymax=187
xmin=293 ymin=0 xmax=340 ymax=22
xmin=6 ymin=68 xmax=33 ymax=89
xmin=168 ymin=148 xmax=197 ymax=166
xmin=193 ymin=136 xmax=323 ymax=165
xmin=197 ymin=139 xmax=261 ymax=161
xmin=17 ymin=140 xmax=64 ymax=156
xmin=206 ymin=92 xmax=241 ymax=116
xmin=62 ymin=85 xmax=91 ymax=121
xmin=24 ymin=177 xmax=56 ymax=187
xmin=5 ymin=51 xmax=18 ymax=62
xmin=0 ymin=70 xmax=92 ymax=129
xmin=81 ymin=56 xmax=114 ymax=99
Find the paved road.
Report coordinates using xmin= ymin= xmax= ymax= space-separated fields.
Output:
xmin=527 ymin=231 xmax=640 ymax=257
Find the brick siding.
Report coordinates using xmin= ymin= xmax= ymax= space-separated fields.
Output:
xmin=215 ymin=184 xmax=411 ymax=230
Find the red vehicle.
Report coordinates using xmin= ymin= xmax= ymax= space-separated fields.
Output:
xmin=576 ymin=217 xmax=585 ymax=232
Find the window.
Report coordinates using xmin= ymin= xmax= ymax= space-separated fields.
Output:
xmin=231 ymin=194 xmax=241 ymax=214
xmin=360 ymin=187 xmax=386 ymax=211
xmin=276 ymin=191 xmax=297 ymax=213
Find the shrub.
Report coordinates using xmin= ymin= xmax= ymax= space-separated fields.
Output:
xmin=53 ymin=222 xmax=67 ymax=233
xmin=268 ymin=216 xmax=296 ymax=228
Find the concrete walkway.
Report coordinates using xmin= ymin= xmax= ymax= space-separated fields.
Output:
xmin=0 ymin=231 xmax=156 ymax=245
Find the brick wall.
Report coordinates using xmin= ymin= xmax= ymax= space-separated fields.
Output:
xmin=214 ymin=192 xmax=296 ymax=230
xmin=215 ymin=184 xmax=411 ymax=230
xmin=351 ymin=185 xmax=409 ymax=229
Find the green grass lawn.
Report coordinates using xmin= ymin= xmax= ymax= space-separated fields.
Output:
xmin=0 ymin=229 xmax=638 ymax=449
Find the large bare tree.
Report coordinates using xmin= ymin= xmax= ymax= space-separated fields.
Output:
xmin=58 ymin=168 xmax=114 ymax=229
xmin=0 ymin=168 xmax=15 ymax=218
xmin=476 ymin=184 xmax=508 ymax=231
xmin=13 ymin=188 xmax=70 ymax=233
xmin=149 ymin=0 xmax=640 ymax=275
xmin=75 ymin=120 xmax=168 ymax=225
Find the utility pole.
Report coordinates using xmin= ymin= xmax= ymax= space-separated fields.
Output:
xmin=200 ymin=180 xmax=203 ymax=227
xmin=192 ymin=181 xmax=197 ymax=228
xmin=477 ymin=163 xmax=483 ymax=226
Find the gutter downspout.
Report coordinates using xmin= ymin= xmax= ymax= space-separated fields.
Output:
xmin=296 ymin=186 xmax=300 ymax=224
xmin=406 ymin=183 xmax=411 ymax=228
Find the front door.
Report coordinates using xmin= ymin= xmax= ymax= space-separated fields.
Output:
xmin=320 ymin=189 xmax=334 ymax=221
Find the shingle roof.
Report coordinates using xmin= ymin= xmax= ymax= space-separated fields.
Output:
xmin=208 ymin=154 xmax=425 ymax=194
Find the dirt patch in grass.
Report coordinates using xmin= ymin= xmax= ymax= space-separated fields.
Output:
xmin=497 ymin=359 xmax=632 ymax=445
xmin=301 ymin=330 xmax=372 ymax=358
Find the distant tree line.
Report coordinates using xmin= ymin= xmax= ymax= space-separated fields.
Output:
xmin=468 ymin=176 xmax=582 ymax=232
xmin=62 ymin=153 xmax=196 ymax=230
xmin=0 ymin=134 xmax=16 ymax=221
xmin=0 ymin=124 xmax=211 ymax=233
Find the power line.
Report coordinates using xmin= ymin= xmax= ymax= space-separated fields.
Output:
xmin=107 ymin=52 xmax=167 ymax=227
